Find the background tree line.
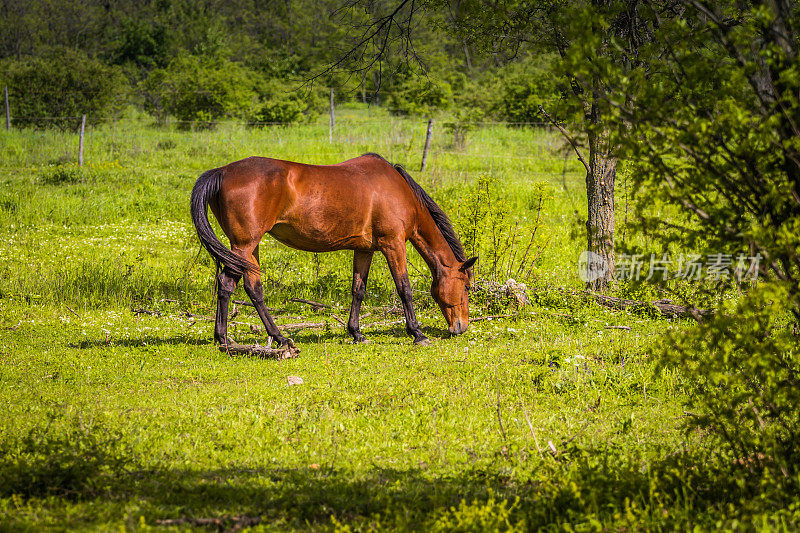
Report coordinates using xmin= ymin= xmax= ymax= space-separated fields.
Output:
xmin=0 ymin=0 xmax=558 ymax=126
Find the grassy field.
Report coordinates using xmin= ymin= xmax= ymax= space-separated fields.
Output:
xmin=0 ymin=106 xmax=790 ymax=530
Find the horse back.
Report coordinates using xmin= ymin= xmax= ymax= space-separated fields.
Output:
xmin=214 ymin=155 xmax=422 ymax=252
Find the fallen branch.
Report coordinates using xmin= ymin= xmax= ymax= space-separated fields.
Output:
xmin=250 ymin=320 xmax=328 ymax=332
xmin=604 ymin=325 xmax=631 ymax=331
xmin=282 ymin=320 xmax=326 ymax=331
xmin=220 ymin=342 xmax=299 ymax=360
xmin=471 ymin=314 xmax=515 ymax=322
xmin=132 ymin=307 xmax=160 ymax=316
xmin=156 ymin=515 xmax=262 ymax=530
xmin=232 ymin=300 xmax=285 ymax=314
xmin=289 ymin=297 xmax=331 ymax=310
xmin=582 ymin=291 xmax=712 ymax=321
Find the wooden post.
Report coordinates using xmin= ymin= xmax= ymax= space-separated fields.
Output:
xmin=4 ymin=87 xmax=9 ymax=131
xmin=329 ymin=88 xmax=335 ymax=143
xmin=78 ymin=114 xmax=86 ymax=166
xmin=420 ymin=118 xmax=434 ymax=171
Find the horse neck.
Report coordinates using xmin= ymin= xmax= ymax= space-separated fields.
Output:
xmin=410 ymin=210 xmax=457 ymax=280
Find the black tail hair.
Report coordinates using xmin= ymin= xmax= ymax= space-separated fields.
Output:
xmin=392 ymin=163 xmax=467 ymax=263
xmin=190 ymin=168 xmax=259 ymax=277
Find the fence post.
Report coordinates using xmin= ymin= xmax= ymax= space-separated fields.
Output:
xmin=78 ymin=114 xmax=86 ymax=166
xmin=4 ymin=87 xmax=9 ymax=131
xmin=329 ymin=88 xmax=335 ymax=143
xmin=420 ymin=118 xmax=434 ymax=171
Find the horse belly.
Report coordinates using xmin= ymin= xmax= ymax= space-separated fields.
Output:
xmin=268 ymin=221 xmax=373 ymax=252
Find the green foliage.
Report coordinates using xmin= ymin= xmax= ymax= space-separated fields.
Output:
xmin=432 ymin=494 xmax=523 ymax=531
xmin=142 ymin=53 xmax=256 ymax=125
xmin=0 ymin=415 xmax=137 ymax=499
xmin=452 ymin=174 xmax=548 ymax=282
xmin=494 ymin=54 xmax=560 ymax=123
xmin=0 ymin=48 xmax=128 ymax=130
xmin=250 ymin=79 xmax=322 ymax=124
xmin=664 ymin=283 xmax=800 ymax=484
xmin=386 ymin=75 xmax=453 ymax=117
xmin=38 ymin=165 xmax=93 ymax=186
xmin=113 ymin=17 xmax=171 ymax=69
xmin=602 ymin=2 xmax=800 ymax=493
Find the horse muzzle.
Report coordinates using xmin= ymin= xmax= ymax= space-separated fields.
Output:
xmin=448 ymin=319 xmax=468 ymax=335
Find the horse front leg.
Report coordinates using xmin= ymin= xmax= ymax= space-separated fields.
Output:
xmin=347 ymin=250 xmax=374 ymax=343
xmin=381 ymin=243 xmax=430 ymax=345
xmin=215 ymin=268 xmax=241 ymax=346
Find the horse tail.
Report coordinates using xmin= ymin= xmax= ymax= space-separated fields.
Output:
xmin=190 ymin=167 xmax=259 ymax=277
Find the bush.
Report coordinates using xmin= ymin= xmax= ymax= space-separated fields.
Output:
xmin=386 ymin=75 xmax=453 ymax=117
xmin=0 ymin=415 xmax=138 ymax=499
xmin=0 ymin=48 xmax=128 ymax=130
xmin=449 ymin=175 xmax=548 ymax=282
xmin=665 ymin=283 xmax=800 ymax=486
xmin=249 ymin=79 xmax=321 ymax=124
xmin=494 ymin=54 xmax=560 ymax=123
xmin=142 ymin=53 xmax=256 ymax=126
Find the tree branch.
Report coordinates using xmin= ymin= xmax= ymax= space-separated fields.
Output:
xmin=538 ymin=105 xmax=590 ymax=174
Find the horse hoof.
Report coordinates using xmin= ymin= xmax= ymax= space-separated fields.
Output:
xmin=414 ymin=337 xmax=431 ymax=346
xmin=217 ymin=336 xmax=237 ymax=347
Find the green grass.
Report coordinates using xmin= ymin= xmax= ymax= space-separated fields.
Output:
xmin=0 ymin=107 xmax=794 ymax=530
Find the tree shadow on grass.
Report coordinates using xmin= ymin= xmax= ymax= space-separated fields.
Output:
xmin=0 ymin=420 xmax=763 ymax=531
xmin=68 ymin=336 xmax=213 ymax=349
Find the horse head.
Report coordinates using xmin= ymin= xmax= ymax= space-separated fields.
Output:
xmin=432 ymin=256 xmax=478 ymax=335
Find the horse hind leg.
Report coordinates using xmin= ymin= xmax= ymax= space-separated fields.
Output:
xmin=347 ymin=250 xmax=374 ymax=343
xmin=241 ymin=246 xmax=292 ymax=347
xmin=215 ymin=267 xmax=241 ymax=345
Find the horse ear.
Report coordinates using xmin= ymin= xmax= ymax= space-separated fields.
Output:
xmin=460 ymin=256 xmax=478 ymax=272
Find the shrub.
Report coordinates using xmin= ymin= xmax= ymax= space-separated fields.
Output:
xmin=0 ymin=48 xmax=128 ymax=130
xmin=0 ymin=415 xmax=138 ymax=499
xmin=142 ymin=53 xmax=256 ymax=126
xmin=494 ymin=54 xmax=560 ymax=124
xmin=450 ymin=175 xmax=549 ymax=282
xmin=664 ymin=283 xmax=800 ymax=485
xmin=386 ymin=75 xmax=453 ymax=117
xmin=249 ymin=79 xmax=321 ymax=124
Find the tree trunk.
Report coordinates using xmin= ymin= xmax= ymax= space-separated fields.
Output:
xmin=585 ymin=127 xmax=617 ymax=291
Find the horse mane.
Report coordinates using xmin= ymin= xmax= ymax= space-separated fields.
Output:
xmin=362 ymin=153 xmax=467 ymax=263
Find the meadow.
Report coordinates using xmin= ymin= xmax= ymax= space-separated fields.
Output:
xmin=0 ymin=105 xmax=789 ymax=530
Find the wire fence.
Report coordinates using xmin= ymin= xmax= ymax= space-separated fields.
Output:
xmin=1 ymin=111 xmax=583 ymax=187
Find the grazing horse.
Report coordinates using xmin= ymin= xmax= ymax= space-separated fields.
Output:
xmin=190 ymin=153 xmax=477 ymax=347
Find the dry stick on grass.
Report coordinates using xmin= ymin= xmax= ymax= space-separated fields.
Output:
xmin=289 ymin=297 xmax=332 ymax=309
xmin=605 ymin=325 xmax=631 ymax=331
xmin=517 ymin=386 xmax=544 ymax=459
xmin=232 ymin=300 xmax=285 ymax=314
xmin=330 ymin=313 xmax=347 ymax=327
xmin=65 ymin=305 xmax=81 ymax=319
xmin=156 ymin=515 xmax=262 ymax=530
xmin=495 ymin=367 xmax=507 ymax=443
xmin=220 ymin=343 xmax=299 ymax=360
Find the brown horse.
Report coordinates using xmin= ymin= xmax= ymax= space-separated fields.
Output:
xmin=190 ymin=153 xmax=477 ymax=347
